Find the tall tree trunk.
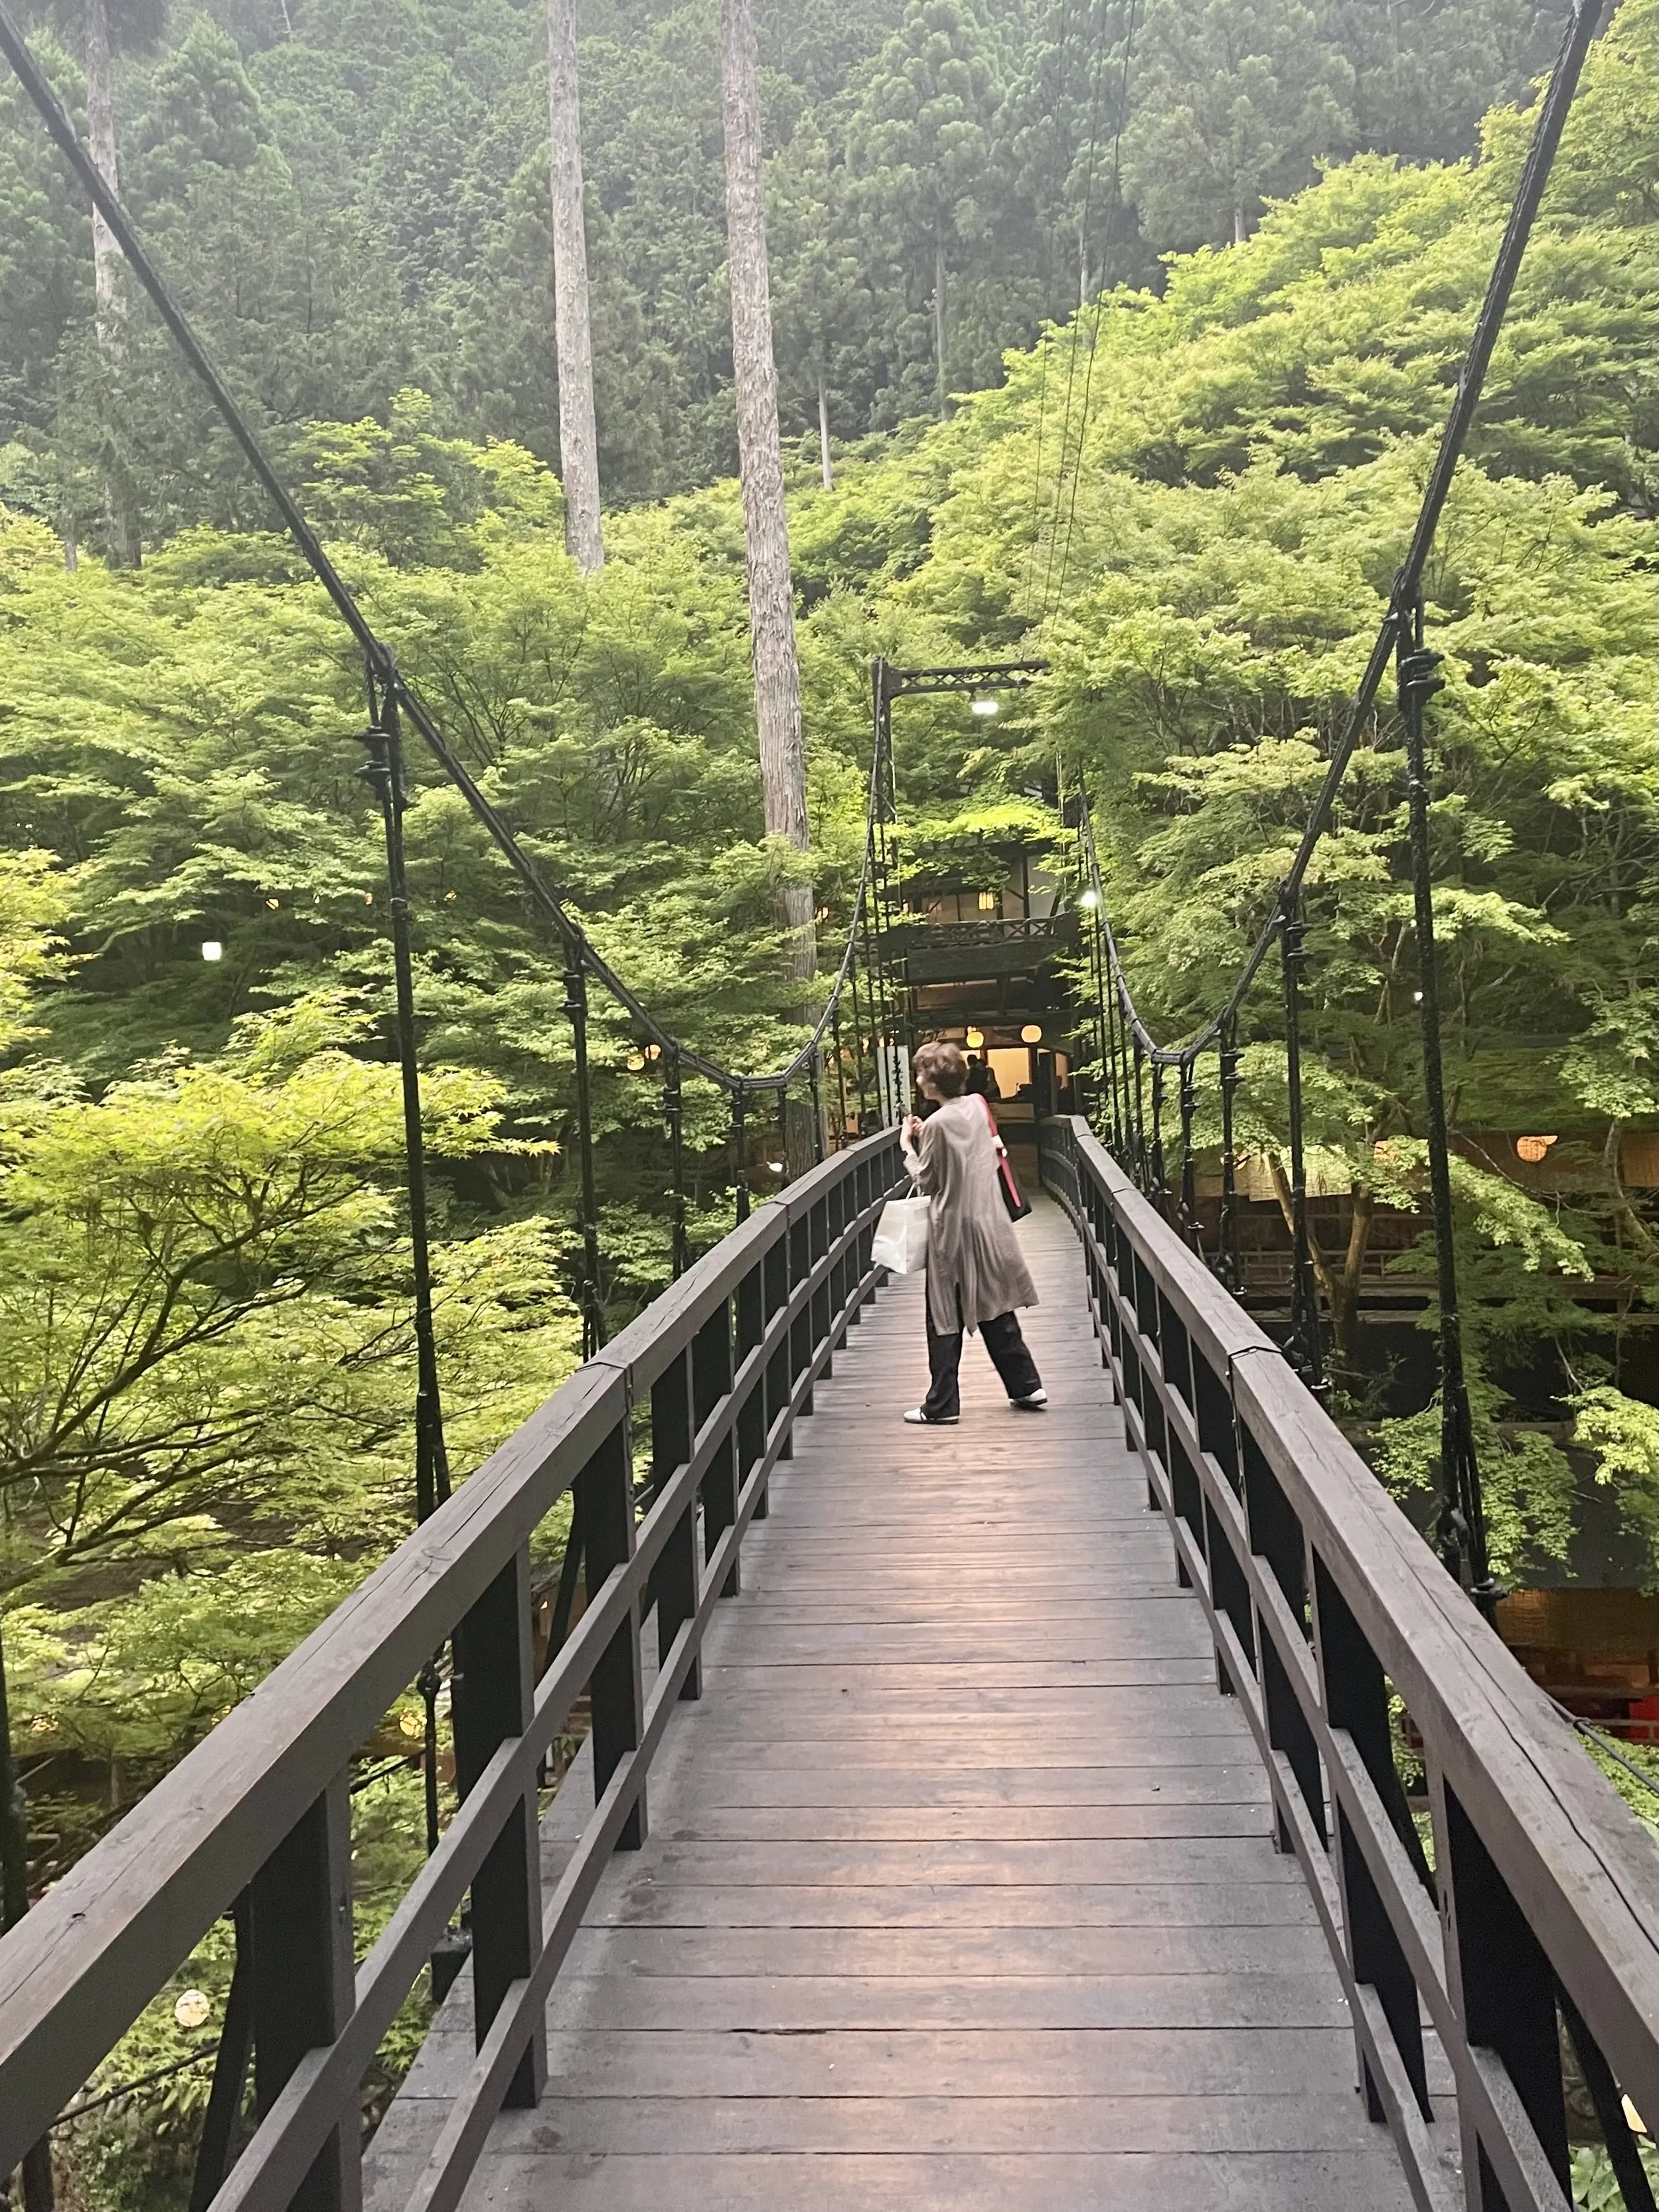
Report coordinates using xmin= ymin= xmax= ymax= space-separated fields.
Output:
xmin=933 ymin=239 xmax=948 ymax=420
xmin=817 ymin=376 xmax=832 ymax=490
xmin=84 ymin=0 xmax=137 ymax=566
xmin=1233 ymin=202 xmax=1249 ymax=246
xmin=719 ymin=0 xmax=814 ymax=983
xmin=1079 ymin=222 xmax=1089 ymax=307
xmin=546 ymin=0 xmax=603 ymax=573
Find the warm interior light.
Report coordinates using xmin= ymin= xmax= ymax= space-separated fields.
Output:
xmin=1515 ymin=1134 xmax=1558 ymax=1164
xmin=1021 ymin=1024 xmax=1043 ymax=1044
xmin=965 ymin=1028 xmax=985 ymax=1050
xmin=200 ymin=939 xmax=223 ymax=962
xmin=970 ymin=696 xmax=998 ymax=716
xmin=977 ymin=890 xmax=998 ymax=912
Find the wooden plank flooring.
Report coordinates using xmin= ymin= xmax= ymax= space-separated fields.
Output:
xmin=367 ymin=1200 xmax=1411 ymax=2211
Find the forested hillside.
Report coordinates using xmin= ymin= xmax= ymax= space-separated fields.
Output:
xmin=3 ymin=0 xmax=1567 ymax=540
xmin=0 ymin=0 xmax=1654 ymax=2193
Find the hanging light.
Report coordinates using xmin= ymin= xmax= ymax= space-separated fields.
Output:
xmin=970 ymin=696 xmax=999 ymax=717
xmin=767 ymin=1160 xmax=786 ymax=1174
xmin=965 ymin=1028 xmax=985 ymax=1050
xmin=643 ymin=1042 xmax=662 ymax=1063
xmin=1020 ymin=1023 xmax=1043 ymax=1044
xmin=1515 ymin=1135 xmax=1558 ymax=1164
xmin=625 ymin=1052 xmax=647 ymax=1072
xmin=173 ymin=1990 xmax=212 ymax=2030
xmin=265 ymin=896 xmax=280 ymax=910
xmin=1078 ymin=889 xmax=1099 ymax=909
xmin=363 ymin=891 xmax=374 ymax=906
xmin=200 ymin=939 xmax=223 ymax=962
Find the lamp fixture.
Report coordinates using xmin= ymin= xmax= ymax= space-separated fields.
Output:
xmin=767 ymin=1160 xmax=786 ymax=1174
xmin=965 ymin=1028 xmax=985 ymax=1050
xmin=1078 ymin=889 xmax=1099 ymax=909
xmin=969 ymin=696 xmax=999 ymax=717
xmin=1020 ymin=1024 xmax=1043 ymax=1044
xmin=643 ymin=1042 xmax=662 ymax=1063
xmin=200 ymin=939 xmax=223 ymax=963
xmin=173 ymin=1990 xmax=212 ymax=2030
xmin=625 ymin=1052 xmax=646 ymax=1071
xmin=1515 ymin=1134 xmax=1558 ymax=1164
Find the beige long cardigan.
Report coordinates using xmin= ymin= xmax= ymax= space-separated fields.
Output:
xmin=903 ymin=1094 xmax=1038 ymax=1336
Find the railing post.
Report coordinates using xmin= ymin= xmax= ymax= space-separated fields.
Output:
xmin=651 ymin=1348 xmax=700 ymax=1699
xmin=763 ymin=1229 xmax=794 ymax=1457
xmin=581 ymin=1422 xmax=648 ymax=1849
xmin=694 ymin=1299 xmax=740 ymax=1599
xmin=1435 ymin=1779 xmax=1571 ymax=2209
xmin=248 ymin=1776 xmax=361 ymax=2212
xmin=451 ymin=1540 xmax=546 ymax=2106
xmin=1312 ymin=1557 xmax=1431 ymax=2126
xmin=736 ymin=1255 xmax=768 ymax=1520
xmin=809 ymin=1192 xmax=831 ymax=1380
xmin=789 ymin=1209 xmax=814 ymax=1421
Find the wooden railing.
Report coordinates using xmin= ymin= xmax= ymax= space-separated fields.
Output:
xmin=0 ymin=1130 xmax=902 ymax=2211
xmin=1039 ymin=1115 xmax=1658 ymax=2212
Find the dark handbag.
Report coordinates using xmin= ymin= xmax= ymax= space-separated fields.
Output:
xmin=980 ymin=1097 xmax=1032 ymax=1221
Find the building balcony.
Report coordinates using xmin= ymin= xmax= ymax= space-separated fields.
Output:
xmin=891 ymin=911 xmax=1079 ymax=985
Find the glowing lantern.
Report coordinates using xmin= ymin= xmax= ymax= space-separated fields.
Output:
xmin=1021 ymin=1024 xmax=1043 ymax=1044
xmin=1515 ymin=1135 xmax=1558 ymax=1164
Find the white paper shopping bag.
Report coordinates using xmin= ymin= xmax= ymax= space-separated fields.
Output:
xmin=870 ymin=1196 xmax=930 ymax=1275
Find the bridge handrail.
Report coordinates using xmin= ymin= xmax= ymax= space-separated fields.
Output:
xmin=1041 ymin=1115 xmax=1658 ymax=2212
xmin=0 ymin=1129 xmax=903 ymax=2203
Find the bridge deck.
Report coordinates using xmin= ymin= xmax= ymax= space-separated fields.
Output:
xmin=369 ymin=1202 xmax=1411 ymax=2210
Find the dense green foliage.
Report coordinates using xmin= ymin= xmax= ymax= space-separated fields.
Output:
xmin=0 ymin=1 xmax=1654 ymax=2194
xmin=1 ymin=0 xmax=1568 ymax=546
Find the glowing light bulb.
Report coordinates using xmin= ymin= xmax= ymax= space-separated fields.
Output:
xmin=173 ymin=1990 xmax=212 ymax=2030
xmin=1021 ymin=1024 xmax=1043 ymax=1044
xmin=970 ymin=696 xmax=998 ymax=717
xmin=965 ymin=1028 xmax=985 ymax=1050
xmin=200 ymin=939 xmax=223 ymax=962
xmin=1078 ymin=890 xmax=1099 ymax=910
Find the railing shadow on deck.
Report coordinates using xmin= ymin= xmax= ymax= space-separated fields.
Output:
xmin=0 ymin=1129 xmax=904 ymax=2212
xmin=1039 ymin=1114 xmax=1659 ymax=2212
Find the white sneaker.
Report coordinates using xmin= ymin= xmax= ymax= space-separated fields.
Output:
xmin=1010 ymin=1390 xmax=1048 ymax=1411
xmin=903 ymin=1407 xmax=958 ymax=1425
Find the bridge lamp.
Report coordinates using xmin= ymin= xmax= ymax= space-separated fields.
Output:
xmin=1078 ymin=890 xmax=1099 ymax=910
xmin=200 ymin=939 xmax=224 ymax=962
xmin=970 ymin=696 xmax=999 ymax=717
xmin=625 ymin=1052 xmax=647 ymax=1072
xmin=965 ymin=1028 xmax=985 ymax=1049
xmin=1021 ymin=1024 xmax=1044 ymax=1044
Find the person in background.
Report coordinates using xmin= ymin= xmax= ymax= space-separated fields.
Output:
xmin=964 ymin=1053 xmax=1000 ymax=1101
xmin=899 ymin=1040 xmax=1046 ymax=1425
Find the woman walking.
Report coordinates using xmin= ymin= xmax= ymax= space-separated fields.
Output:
xmin=900 ymin=1040 xmax=1047 ymax=1425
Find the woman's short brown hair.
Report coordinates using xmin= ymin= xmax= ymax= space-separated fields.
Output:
xmin=914 ymin=1040 xmax=969 ymax=1097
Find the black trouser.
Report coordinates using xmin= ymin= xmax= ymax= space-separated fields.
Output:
xmin=922 ymin=1297 xmax=1042 ymax=1420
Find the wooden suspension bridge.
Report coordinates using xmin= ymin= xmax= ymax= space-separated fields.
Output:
xmin=1 ymin=1127 xmax=1653 ymax=2212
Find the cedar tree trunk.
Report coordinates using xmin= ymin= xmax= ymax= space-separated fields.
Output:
xmin=546 ymin=0 xmax=603 ymax=572
xmin=719 ymin=0 xmax=814 ymax=981
xmin=85 ymin=0 xmax=137 ymax=566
